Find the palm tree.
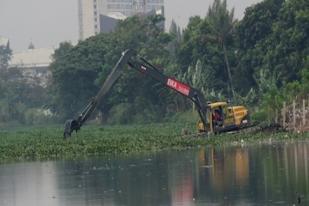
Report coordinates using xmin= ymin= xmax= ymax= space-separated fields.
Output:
xmin=207 ymin=0 xmax=236 ymax=99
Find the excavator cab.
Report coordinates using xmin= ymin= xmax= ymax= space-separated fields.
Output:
xmin=198 ymin=102 xmax=249 ymax=134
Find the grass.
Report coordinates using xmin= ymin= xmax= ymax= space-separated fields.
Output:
xmin=0 ymin=123 xmax=308 ymax=163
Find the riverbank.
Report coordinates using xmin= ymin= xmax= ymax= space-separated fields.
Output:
xmin=0 ymin=123 xmax=308 ymax=163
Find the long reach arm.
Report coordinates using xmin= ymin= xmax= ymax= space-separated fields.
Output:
xmin=63 ymin=50 xmax=133 ymax=138
xmin=63 ymin=49 xmax=208 ymax=138
xmin=127 ymin=57 xmax=208 ymax=128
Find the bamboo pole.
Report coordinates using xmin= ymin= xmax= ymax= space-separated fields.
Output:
xmin=293 ymin=100 xmax=296 ymax=130
xmin=282 ymin=102 xmax=286 ymax=128
xmin=303 ymin=99 xmax=306 ymax=127
xmin=307 ymin=97 xmax=309 ymax=118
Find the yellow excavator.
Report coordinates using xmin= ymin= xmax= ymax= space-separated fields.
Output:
xmin=64 ymin=50 xmax=250 ymax=138
xmin=197 ymin=102 xmax=249 ymax=134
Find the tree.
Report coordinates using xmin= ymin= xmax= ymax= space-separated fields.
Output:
xmin=237 ymin=0 xmax=284 ymax=50
xmin=265 ymin=0 xmax=309 ymax=83
xmin=0 ymin=44 xmax=49 ymax=124
xmin=177 ymin=16 xmax=205 ymax=73
xmin=50 ymin=40 xmax=108 ymax=119
xmin=300 ymin=58 xmax=309 ymax=94
xmin=183 ymin=59 xmax=215 ymax=97
xmin=236 ymin=0 xmax=308 ymax=93
xmin=101 ymin=15 xmax=175 ymax=123
xmin=235 ymin=0 xmax=284 ymax=92
xmin=0 ymin=42 xmax=11 ymax=70
xmin=50 ymin=15 xmax=175 ymax=123
xmin=207 ymin=0 xmax=237 ymax=99
xmin=169 ymin=19 xmax=182 ymax=43
xmin=0 ymin=43 xmax=11 ymax=122
xmin=168 ymin=20 xmax=182 ymax=58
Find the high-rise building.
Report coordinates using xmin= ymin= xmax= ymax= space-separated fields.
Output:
xmin=78 ymin=0 xmax=99 ymax=40
xmin=99 ymin=0 xmax=164 ymax=17
xmin=78 ymin=0 xmax=164 ymax=40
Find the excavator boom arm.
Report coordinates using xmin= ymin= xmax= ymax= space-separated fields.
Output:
xmin=63 ymin=50 xmax=134 ymax=138
xmin=127 ymin=57 xmax=208 ymax=127
xmin=64 ymin=49 xmax=208 ymax=138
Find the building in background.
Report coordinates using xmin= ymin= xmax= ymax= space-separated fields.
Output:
xmin=99 ymin=0 xmax=164 ymax=17
xmin=78 ymin=0 xmax=99 ymax=40
xmin=78 ymin=0 xmax=164 ymax=40
xmin=9 ymin=47 xmax=54 ymax=87
xmin=0 ymin=36 xmax=10 ymax=48
xmin=99 ymin=12 xmax=126 ymax=33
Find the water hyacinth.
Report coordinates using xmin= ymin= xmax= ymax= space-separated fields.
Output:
xmin=0 ymin=123 xmax=308 ymax=163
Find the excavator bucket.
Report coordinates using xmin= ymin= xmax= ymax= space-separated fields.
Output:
xmin=63 ymin=119 xmax=79 ymax=139
xmin=63 ymin=49 xmax=134 ymax=139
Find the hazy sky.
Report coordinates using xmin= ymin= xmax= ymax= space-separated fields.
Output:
xmin=0 ymin=0 xmax=261 ymax=51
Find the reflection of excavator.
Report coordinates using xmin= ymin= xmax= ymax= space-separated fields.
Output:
xmin=64 ymin=50 xmax=250 ymax=138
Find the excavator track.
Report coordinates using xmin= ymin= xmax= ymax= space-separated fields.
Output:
xmin=181 ymin=123 xmax=284 ymax=139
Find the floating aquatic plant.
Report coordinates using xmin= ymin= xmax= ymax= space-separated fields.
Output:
xmin=0 ymin=123 xmax=308 ymax=163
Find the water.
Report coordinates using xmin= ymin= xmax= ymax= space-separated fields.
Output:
xmin=0 ymin=140 xmax=308 ymax=206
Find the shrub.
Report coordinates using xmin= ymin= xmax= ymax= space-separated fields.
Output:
xmin=24 ymin=108 xmax=54 ymax=125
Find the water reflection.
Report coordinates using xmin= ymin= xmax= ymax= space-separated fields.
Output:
xmin=0 ymin=162 xmax=59 ymax=206
xmin=0 ymin=141 xmax=308 ymax=206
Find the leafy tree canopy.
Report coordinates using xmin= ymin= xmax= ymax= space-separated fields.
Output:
xmin=50 ymin=15 xmax=174 ymax=122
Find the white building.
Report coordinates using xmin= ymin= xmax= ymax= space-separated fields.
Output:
xmin=0 ymin=36 xmax=9 ymax=47
xmin=78 ymin=0 xmax=164 ymax=40
xmin=9 ymin=48 xmax=54 ymax=87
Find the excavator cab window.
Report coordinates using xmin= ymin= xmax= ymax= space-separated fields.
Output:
xmin=212 ymin=107 xmax=224 ymax=127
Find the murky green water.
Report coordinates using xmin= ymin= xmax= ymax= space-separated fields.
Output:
xmin=0 ymin=140 xmax=308 ymax=206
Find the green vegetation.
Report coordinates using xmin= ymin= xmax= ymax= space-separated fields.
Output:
xmin=0 ymin=44 xmax=51 ymax=126
xmin=49 ymin=0 xmax=309 ymax=124
xmin=0 ymin=0 xmax=308 ymax=125
xmin=1 ymin=123 xmax=308 ymax=163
